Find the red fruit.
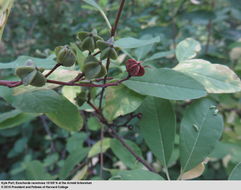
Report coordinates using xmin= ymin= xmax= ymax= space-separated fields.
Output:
xmin=125 ymin=59 xmax=145 ymax=76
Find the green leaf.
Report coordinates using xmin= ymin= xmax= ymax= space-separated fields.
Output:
xmin=124 ymin=68 xmax=207 ymax=100
xmin=88 ymin=138 xmax=111 ymax=158
xmin=83 ymin=0 xmax=111 ymax=30
xmin=115 ymin=37 xmax=160 ymax=49
xmin=229 ymin=162 xmax=241 ymax=180
xmin=176 ymin=38 xmax=201 ymax=62
xmin=103 ymin=85 xmax=145 ymax=121
xmin=144 ymin=50 xmax=175 ymax=62
xmin=0 ymin=56 xmax=56 ymax=69
xmin=62 ymin=86 xmax=81 ymax=104
xmin=138 ymin=97 xmax=176 ymax=169
xmin=0 ymin=109 xmax=37 ymax=130
xmin=0 ymin=0 xmax=14 ymax=40
xmin=11 ymin=90 xmax=64 ymax=113
xmin=210 ymin=142 xmax=241 ymax=162
xmin=87 ymin=116 xmax=102 ymax=131
xmin=46 ymin=96 xmax=83 ymax=132
xmin=110 ymin=169 xmax=164 ymax=180
xmin=6 ymin=89 xmax=83 ymax=131
xmin=134 ymin=35 xmax=154 ymax=60
xmin=66 ymin=133 xmax=88 ymax=153
xmin=110 ymin=139 xmax=143 ymax=169
xmin=25 ymin=160 xmax=55 ymax=180
xmin=174 ymin=59 xmax=241 ymax=93
xmin=180 ymin=98 xmax=224 ymax=173
xmin=58 ymin=147 xmax=89 ymax=179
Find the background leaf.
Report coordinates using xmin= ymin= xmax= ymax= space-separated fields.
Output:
xmin=0 ymin=56 xmax=56 ymax=69
xmin=25 ymin=160 xmax=55 ymax=180
xmin=0 ymin=109 xmax=36 ymax=129
xmin=229 ymin=162 xmax=241 ymax=180
xmin=110 ymin=169 xmax=164 ymax=180
xmin=110 ymin=139 xmax=143 ymax=169
xmin=83 ymin=0 xmax=111 ymax=30
xmin=0 ymin=0 xmax=14 ymax=40
xmin=175 ymin=38 xmax=201 ymax=62
xmin=58 ymin=147 xmax=89 ymax=179
xmin=144 ymin=50 xmax=174 ymax=62
xmin=115 ymin=37 xmax=160 ymax=49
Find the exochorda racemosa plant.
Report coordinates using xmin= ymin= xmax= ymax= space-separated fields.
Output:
xmin=1 ymin=0 xmax=241 ymax=180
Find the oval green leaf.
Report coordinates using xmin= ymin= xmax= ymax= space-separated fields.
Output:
xmin=46 ymin=96 xmax=83 ymax=132
xmin=138 ymin=97 xmax=176 ymax=169
xmin=124 ymin=68 xmax=207 ymax=100
xmin=103 ymin=84 xmax=145 ymax=121
xmin=176 ymin=38 xmax=201 ymax=62
xmin=0 ymin=56 xmax=56 ymax=69
xmin=110 ymin=139 xmax=143 ymax=169
xmin=180 ymin=98 xmax=224 ymax=173
xmin=88 ymin=138 xmax=111 ymax=158
xmin=174 ymin=59 xmax=241 ymax=93
xmin=115 ymin=37 xmax=160 ymax=49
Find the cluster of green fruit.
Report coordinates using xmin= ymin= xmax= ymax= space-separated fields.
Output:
xmin=15 ymin=30 xmax=120 ymax=87
xmin=15 ymin=60 xmax=46 ymax=87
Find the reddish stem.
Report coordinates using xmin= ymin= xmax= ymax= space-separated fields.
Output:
xmin=47 ymin=76 xmax=130 ymax=88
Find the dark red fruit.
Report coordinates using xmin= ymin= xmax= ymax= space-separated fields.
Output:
xmin=125 ymin=59 xmax=145 ymax=77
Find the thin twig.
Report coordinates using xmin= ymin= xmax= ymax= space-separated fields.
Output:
xmin=205 ymin=19 xmax=212 ymax=54
xmin=45 ymin=63 xmax=61 ymax=78
xmin=93 ymin=51 xmax=101 ymax=56
xmin=40 ymin=116 xmax=56 ymax=153
xmin=69 ymin=73 xmax=85 ymax=83
xmin=111 ymin=0 xmax=126 ymax=37
xmin=86 ymin=101 xmax=156 ymax=173
xmin=205 ymin=0 xmax=215 ymax=54
xmin=98 ymin=58 xmax=111 ymax=109
xmin=109 ymin=127 xmax=156 ymax=173
xmin=0 ymin=76 xmax=129 ymax=88
xmin=47 ymin=76 xmax=130 ymax=88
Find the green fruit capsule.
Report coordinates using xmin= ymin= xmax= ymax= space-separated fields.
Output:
xmin=81 ymin=37 xmax=96 ymax=52
xmin=57 ymin=46 xmax=76 ymax=67
xmin=109 ymin=47 xmax=118 ymax=60
xmin=100 ymin=47 xmax=111 ymax=60
xmin=22 ymin=70 xmax=38 ymax=86
xmin=95 ymin=64 xmax=107 ymax=78
xmin=30 ymin=71 xmax=47 ymax=87
xmin=100 ymin=47 xmax=118 ymax=60
xmin=55 ymin=46 xmax=64 ymax=56
xmin=83 ymin=62 xmax=102 ymax=80
xmin=38 ymin=67 xmax=45 ymax=73
xmin=77 ymin=31 xmax=89 ymax=41
xmin=94 ymin=35 xmax=103 ymax=42
xmin=16 ymin=66 xmax=35 ymax=79
xmin=84 ymin=55 xmax=99 ymax=65
xmin=96 ymin=40 xmax=109 ymax=51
